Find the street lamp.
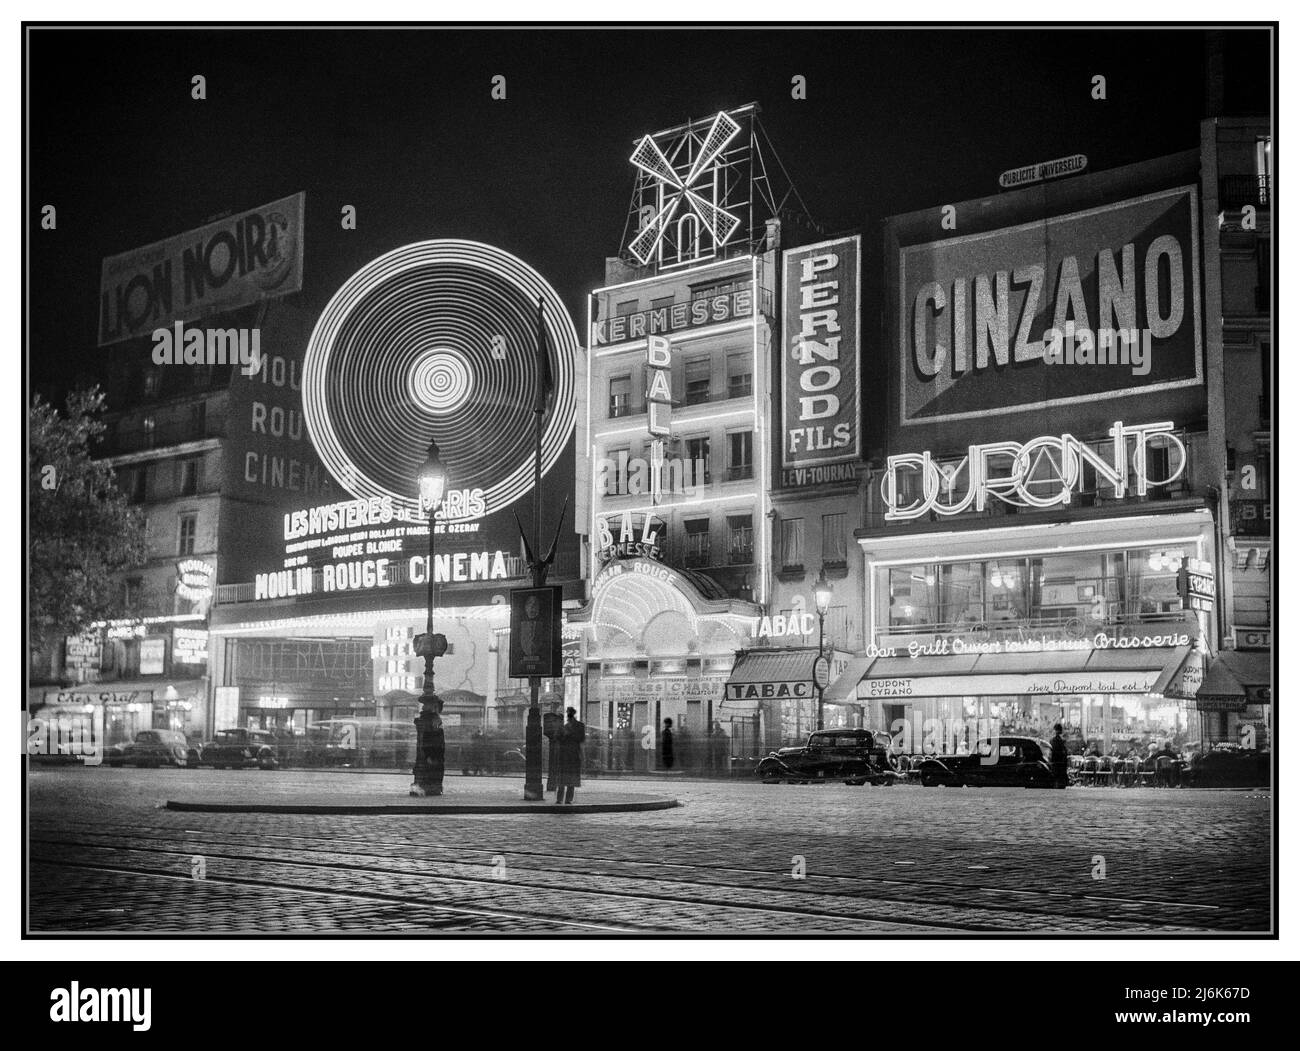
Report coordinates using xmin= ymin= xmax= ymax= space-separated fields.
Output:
xmin=411 ymin=440 xmax=448 ymax=797
xmin=813 ymin=567 xmax=833 ymax=731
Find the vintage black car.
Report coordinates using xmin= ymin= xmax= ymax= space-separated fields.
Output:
xmin=914 ymin=736 xmax=1053 ymax=788
xmin=757 ymin=729 xmax=896 ymax=785
xmin=106 ymin=729 xmax=199 ymax=768
xmin=198 ymin=728 xmax=280 ymax=770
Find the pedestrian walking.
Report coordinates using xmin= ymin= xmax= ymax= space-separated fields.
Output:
xmin=1050 ymin=723 xmax=1069 ymax=789
xmin=661 ymin=717 xmax=675 ymax=770
xmin=555 ymin=707 xmax=585 ymax=804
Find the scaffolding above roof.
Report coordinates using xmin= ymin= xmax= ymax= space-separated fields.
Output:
xmin=619 ymin=103 xmax=820 ymax=273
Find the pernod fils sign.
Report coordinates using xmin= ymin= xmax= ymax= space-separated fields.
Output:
xmin=781 ymin=236 xmax=861 ymax=488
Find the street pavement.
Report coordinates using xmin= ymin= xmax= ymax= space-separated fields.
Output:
xmin=27 ymin=766 xmax=1272 ymax=935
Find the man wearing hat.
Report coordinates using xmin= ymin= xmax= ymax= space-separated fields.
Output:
xmin=555 ymin=707 xmax=586 ymax=804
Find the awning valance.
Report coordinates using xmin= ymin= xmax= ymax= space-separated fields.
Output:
xmin=848 ymin=644 xmax=1190 ymax=700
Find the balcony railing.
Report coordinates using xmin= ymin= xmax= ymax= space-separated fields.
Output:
xmin=1230 ymin=498 xmax=1272 ymax=537
xmin=98 ymin=417 xmax=225 ymax=457
xmin=1220 ymin=173 xmax=1270 ymax=210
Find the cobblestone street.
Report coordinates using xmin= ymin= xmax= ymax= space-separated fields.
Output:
xmin=26 ymin=767 xmax=1272 ymax=935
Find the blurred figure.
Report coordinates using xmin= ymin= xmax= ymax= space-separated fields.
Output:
xmin=676 ymin=721 xmax=693 ymax=773
xmin=661 ymin=718 xmax=675 ymax=770
xmin=555 ymin=707 xmax=585 ymax=804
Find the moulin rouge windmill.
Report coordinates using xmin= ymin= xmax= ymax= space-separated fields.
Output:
xmin=622 ymin=103 xmax=818 ymax=272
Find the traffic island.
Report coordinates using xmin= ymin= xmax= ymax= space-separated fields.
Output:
xmin=163 ymin=775 xmax=679 ymax=815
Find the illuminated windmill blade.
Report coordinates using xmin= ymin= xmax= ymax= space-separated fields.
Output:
xmin=684 ymin=188 xmax=741 ymax=246
xmin=629 ymin=135 xmax=683 ymax=188
xmin=683 ymin=111 xmax=742 ymax=188
xmin=627 ymin=194 xmax=682 ymax=265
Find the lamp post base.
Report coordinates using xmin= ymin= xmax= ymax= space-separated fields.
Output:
xmin=523 ymin=699 xmax=544 ymax=800
xmin=412 ymin=696 xmax=445 ymax=797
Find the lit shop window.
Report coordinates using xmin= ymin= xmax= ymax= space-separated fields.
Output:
xmin=727 ymin=430 xmax=753 ymax=481
xmin=885 ymin=548 xmax=1195 ymax=631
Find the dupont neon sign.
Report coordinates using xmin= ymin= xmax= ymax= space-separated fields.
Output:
xmin=881 ymin=420 xmax=1187 ymax=521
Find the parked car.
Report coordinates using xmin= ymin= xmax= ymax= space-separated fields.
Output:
xmin=757 ymin=729 xmax=896 ymax=785
xmin=199 ymin=728 xmax=280 ymax=770
xmin=914 ymin=736 xmax=1053 ymax=788
xmin=106 ymin=729 xmax=199 ymax=769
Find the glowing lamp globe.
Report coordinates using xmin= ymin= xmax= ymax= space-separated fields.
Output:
xmin=419 ymin=441 xmax=447 ymax=512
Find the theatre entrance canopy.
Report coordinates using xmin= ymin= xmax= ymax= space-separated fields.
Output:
xmin=567 ymin=558 xmax=762 ymax=734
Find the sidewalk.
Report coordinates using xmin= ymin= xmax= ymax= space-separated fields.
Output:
xmin=163 ymin=771 xmax=681 ymax=815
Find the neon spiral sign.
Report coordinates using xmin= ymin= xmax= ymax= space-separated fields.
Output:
xmin=303 ymin=240 xmax=578 ymax=518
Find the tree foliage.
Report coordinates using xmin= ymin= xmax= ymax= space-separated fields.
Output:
xmin=29 ymin=388 xmax=146 ymax=653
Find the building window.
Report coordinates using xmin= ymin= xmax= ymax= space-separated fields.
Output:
xmin=727 ymin=514 xmax=754 ymax=565
xmin=727 ymin=352 xmax=752 ymax=399
xmin=608 ymin=374 xmax=632 ymax=418
xmin=780 ymin=518 xmax=805 ymax=568
xmin=124 ymin=577 xmax=143 ymax=610
xmin=691 ymin=278 xmax=747 ymax=301
xmin=650 ymin=295 xmax=675 ymax=312
xmin=143 ymin=369 xmax=161 ymax=397
xmin=616 ymin=298 xmax=639 ymax=317
xmin=683 ymin=518 xmax=711 ymax=568
xmin=178 ymin=457 xmax=199 ymax=496
xmin=120 ymin=466 xmax=147 ymax=504
xmin=142 ymin=415 xmax=156 ymax=448
xmin=685 ymin=436 xmax=711 ymax=484
xmin=685 ymin=358 xmax=711 ymax=405
xmin=821 ymin=513 xmax=847 ymax=564
xmin=178 ymin=513 xmax=197 ymax=556
xmin=727 ymin=430 xmax=753 ymax=481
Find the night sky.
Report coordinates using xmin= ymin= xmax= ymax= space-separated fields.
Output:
xmin=27 ymin=25 xmax=1271 ymax=402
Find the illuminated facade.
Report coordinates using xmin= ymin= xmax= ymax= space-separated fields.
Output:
xmin=833 ymin=149 xmax=1259 ymax=760
xmin=570 ymin=104 xmax=846 ymax=764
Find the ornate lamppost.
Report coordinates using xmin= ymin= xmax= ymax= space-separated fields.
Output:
xmin=411 ymin=440 xmax=448 ymax=796
xmin=813 ymin=567 xmax=834 ymax=731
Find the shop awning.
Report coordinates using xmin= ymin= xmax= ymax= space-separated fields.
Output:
xmin=724 ymin=648 xmax=818 ymax=705
xmin=848 ymin=644 xmax=1191 ymax=700
xmin=1196 ymin=650 xmax=1271 ymax=709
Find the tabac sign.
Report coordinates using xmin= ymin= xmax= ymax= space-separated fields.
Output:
xmin=781 ymin=236 xmax=861 ymax=487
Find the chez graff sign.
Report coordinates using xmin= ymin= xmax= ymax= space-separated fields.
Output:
xmin=99 ymin=192 xmax=305 ymax=347
xmin=781 ymin=236 xmax=861 ymax=487
xmin=897 ymin=187 xmax=1202 ymax=426
xmin=591 ymin=288 xmax=753 ymax=348
xmin=881 ymin=419 xmax=1186 ymax=520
